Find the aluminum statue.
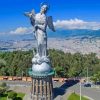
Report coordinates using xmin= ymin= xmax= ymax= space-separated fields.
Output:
xmin=24 ymin=3 xmax=55 ymax=65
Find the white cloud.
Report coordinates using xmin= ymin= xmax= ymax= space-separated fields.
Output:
xmin=1 ymin=18 xmax=99 ymax=35
xmin=54 ymin=18 xmax=100 ymax=30
xmin=10 ymin=27 xmax=33 ymax=35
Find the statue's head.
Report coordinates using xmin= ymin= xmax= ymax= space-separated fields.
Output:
xmin=40 ymin=2 xmax=50 ymax=14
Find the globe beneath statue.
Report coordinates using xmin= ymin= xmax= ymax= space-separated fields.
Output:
xmin=32 ymin=62 xmax=52 ymax=75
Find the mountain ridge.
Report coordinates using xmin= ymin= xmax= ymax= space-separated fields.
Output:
xmin=0 ymin=29 xmax=100 ymax=41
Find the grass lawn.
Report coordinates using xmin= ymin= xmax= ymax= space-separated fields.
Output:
xmin=17 ymin=93 xmax=25 ymax=98
xmin=0 ymin=91 xmax=25 ymax=100
xmin=68 ymin=93 xmax=89 ymax=100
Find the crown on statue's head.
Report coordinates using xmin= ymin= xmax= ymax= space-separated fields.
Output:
xmin=40 ymin=2 xmax=50 ymax=10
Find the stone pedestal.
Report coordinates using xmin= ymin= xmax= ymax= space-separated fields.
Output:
xmin=31 ymin=76 xmax=53 ymax=100
xmin=29 ymin=62 xmax=54 ymax=100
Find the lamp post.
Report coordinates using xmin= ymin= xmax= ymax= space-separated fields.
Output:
xmin=80 ymin=80 xmax=82 ymax=100
xmin=87 ymin=67 xmax=89 ymax=83
xmin=79 ymin=72 xmax=82 ymax=100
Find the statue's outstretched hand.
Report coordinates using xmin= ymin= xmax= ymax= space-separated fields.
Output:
xmin=24 ymin=9 xmax=35 ymax=18
xmin=24 ymin=12 xmax=32 ymax=17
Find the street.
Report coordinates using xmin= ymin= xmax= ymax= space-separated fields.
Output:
xmin=69 ymin=83 xmax=100 ymax=100
xmin=0 ymin=80 xmax=100 ymax=100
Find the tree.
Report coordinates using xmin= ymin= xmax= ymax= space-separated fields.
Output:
xmin=0 ymin=50 xmax=100 ymax=78
xmin=91 ymin=71 xmax=100 ymax=84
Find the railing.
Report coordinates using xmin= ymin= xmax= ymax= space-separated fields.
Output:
xmin=0 ymin=76 xmax=79 ymax=82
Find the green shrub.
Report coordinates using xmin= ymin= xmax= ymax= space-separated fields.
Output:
xmin=8 ymin=92 xmax=17 ymax=99
xmin=0 ymin=87 xmax=6 ymax=95
xmin=1 ymin=82 xmax=7 ymax=87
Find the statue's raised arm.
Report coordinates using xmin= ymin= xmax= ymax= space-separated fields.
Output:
xmin=24 ymin=9 xmax=35 ymax=27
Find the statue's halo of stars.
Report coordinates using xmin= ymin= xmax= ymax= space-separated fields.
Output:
xmin=40 ymin=2 xmax=50 ymax=10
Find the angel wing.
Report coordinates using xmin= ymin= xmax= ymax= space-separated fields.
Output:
xmin=47 ymin=16 xmax=55 ymax=32
xmin=24 ymin=9 xmax=35 ymax=26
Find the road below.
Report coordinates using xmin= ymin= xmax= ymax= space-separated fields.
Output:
xmin=0 ymin=80 xmax=100 ymax=100
xmin=68 ymin=83 xmax=100 ymax=100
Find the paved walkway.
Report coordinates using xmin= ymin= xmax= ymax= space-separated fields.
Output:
xmin=54 ymin=90 xmax=72 ymax=100
xmin=23 ymin=94 xmax=32 ymax=100
xmin=23 ymin=90 xmax=72 ymax=100
xmin=23 ymin=94 xmax=65 ymax=100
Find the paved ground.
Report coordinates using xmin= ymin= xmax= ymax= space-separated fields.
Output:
xmin=23 ymin=94 xmax=32 ymax=100
xmin=69 ymin=83 xmax=100 ymax=100
xmin=0 ymin=80 xmax=100 ymax=100
xmin=53 ymin=81 xmax=100 ymax=100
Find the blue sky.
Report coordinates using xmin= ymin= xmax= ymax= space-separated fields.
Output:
xmin=0 ymin=0 xmax=100 ymax=33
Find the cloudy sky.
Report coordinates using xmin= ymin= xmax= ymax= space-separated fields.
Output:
xmin=0 ymin=0 xmax=100 ymax=35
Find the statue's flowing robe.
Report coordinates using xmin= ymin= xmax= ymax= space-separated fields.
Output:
xmin=30 ymin=12 xmax=55 ymax=58
xmin=35 ymin=13 xmax=47 ymax=57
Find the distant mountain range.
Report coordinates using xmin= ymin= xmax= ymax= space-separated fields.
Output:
xmin=0 ymin=29 xmax=100 ymax=41
xmin=48 ymin=29 xmax=100 ymax=38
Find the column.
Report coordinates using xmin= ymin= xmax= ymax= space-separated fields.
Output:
xmin=50 ymin=77 xmax=53 ymax=100
xmin=47 ymin=81 xmax=50 ymax=100
xmin=32 ymin=79 xmax=34 ymax=95
xmin=36 ymin=79 xmax=38 ymax=100
xmin=40 ymin=79 xmax=42 ymax=96
xmin=44 ymin=80 xmax=47 ymax=99
xmin=32 ymin=79 xmax=34 ymax=99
